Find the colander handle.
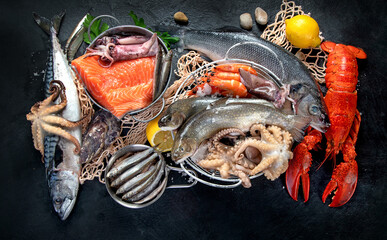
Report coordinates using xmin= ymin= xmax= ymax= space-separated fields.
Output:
xmin=165 ymin=165 xmax=198 ymax=189
xmin=87 ymin=15 xmax=120 ymax=43
xmin=178 ymin=163 xmax=243 ymax=189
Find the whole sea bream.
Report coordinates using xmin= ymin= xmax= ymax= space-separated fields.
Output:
xmin=33 ymin=11 xmax=82 ymax=220
xmin=173 ymin=28 xmax=329 ymax=132
xmin=171 ymin=100 xmax=311 ymax=163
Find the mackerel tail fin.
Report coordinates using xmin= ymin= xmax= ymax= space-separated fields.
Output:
xmin=289 ymin=115 xmax=311 ymax=142
xmin=33 ymin=11 xmax=65 ymax=35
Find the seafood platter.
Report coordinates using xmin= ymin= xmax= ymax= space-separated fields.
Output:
xmin=26 ymin=0 xmax=367 ymax=220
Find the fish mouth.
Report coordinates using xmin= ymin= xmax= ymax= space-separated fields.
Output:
xmin=159 ymin=125 xmax=177 ymax=131
xmin=310 ymin=113 xmax=330 ymax=133
xmin=56 ymin=197 xmax=76 ymax=220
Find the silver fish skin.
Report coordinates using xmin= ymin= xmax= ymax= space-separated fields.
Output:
xmin=65 ymin=13 xmax=88 ymax=62
xmin=121 ymin=160 xmax=164 ymax=200
xmin=111 ymin=152 xmax=158 ymax=187
xmin=116 ymin=161 xmax=159 ymax=195
xmin=158 ymin=97 xmax=274 ymax=130
xmin=154 ymin=50 xmax=173 ymax=99
xmin=125 ymin=160 xmax=166 ymax=202
xmin=174 ymin=28 xmax=329 ymax=132
xmin=134 ymin=173 xmax=168 ymax=204
xmin=171 ymin=102 xmax=311 ymax=163
xmin=107 ymin=147 xmax=154 ymax=179
xmin=33 ymin=11 xmax=82 ymax=220
xmin=80 ymin=110 xmax=120 ymax=164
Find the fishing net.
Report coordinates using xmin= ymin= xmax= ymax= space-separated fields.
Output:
xmin=74 ymin=78 xmax=94 ymax=132
xmin=78 ymin=0 xmax=328 ymax=184
xmin=78 ymin=51 xmax=208 ymax=184
xmin=261 ymin=0 xmax=327 ymax=83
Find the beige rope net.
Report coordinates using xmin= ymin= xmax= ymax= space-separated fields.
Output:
xmin=78 ymin=51 xmax=210 ymax=184
xmin=261 ymin=0 xmax=327 ymax=83
xmin=78 ymin=0 xmax=327 ymax=184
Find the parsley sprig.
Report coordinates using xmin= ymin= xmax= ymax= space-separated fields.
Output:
xmin=129 ymin=11 xmax=179 ymax=49
xmin=82 ymin=14 xmax=109 ymax=44
xmin=81 ymin=12 xmax=179 ymax=49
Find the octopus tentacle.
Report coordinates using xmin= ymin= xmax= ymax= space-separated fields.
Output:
xmin=209 ymin=128 xmax=245 ymax=152
xmin=234 ymin=138 xmax=260 ymax=160
xmin=198 ymin=159 xmax=225 ymax=169
xmin=30 ymin=121 xmax=44 ymax=156
xmin=219 ymin=163 xmax=231 ymax=179
xmin=41 ymin=122 xmax=81 ymax=154
xmin=197 ymin=123 xmax=294 ymax=187
xmin=250 ymin=155 xmax=277 ymax=176
xmin=41 ymin=115 xmax=85 ymax=128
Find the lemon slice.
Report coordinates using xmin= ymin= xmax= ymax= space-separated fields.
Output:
xmin=146 ymin=116 xmax=174 ymax=152
xmin=285 ymin=15 xmax=321 ymax=48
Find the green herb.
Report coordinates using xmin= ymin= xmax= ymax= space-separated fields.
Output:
xmin=128 ymin=11 xmax=148 ymax=30
xmin=83 ymin=14 xmax=110 ymax=44
xmin=128 ymin=11 xmax=179 ymax=50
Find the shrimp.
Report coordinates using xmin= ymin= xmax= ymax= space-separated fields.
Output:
xmin=208 ymin=79 xmax=247 ymax=97
xmin=214 ymin=63 xmax=257 ymax=75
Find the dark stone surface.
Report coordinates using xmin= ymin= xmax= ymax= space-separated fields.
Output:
xmin=1 ymin=0 xmax=386 ymax=239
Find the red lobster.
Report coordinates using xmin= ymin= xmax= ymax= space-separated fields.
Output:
xmin=286 ymin=41 xmax=367 ymax=207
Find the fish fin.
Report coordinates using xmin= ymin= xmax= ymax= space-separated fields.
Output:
xmin=33 ymin=12 xmax=51 ymax=35
xmin=239 ymin=68 xmax=278 ymax=102
xmin=52 ymin=11 xmax=65 ymax=34
xmin=289 ymin=116 xmax=311 ymax=142
xmin=33 ymin=11 xmax=65 ymax=35
xmin=209 ymin=98 xmax=228 ymax=108
xmin=280 ymin=99 xmax=295 ymax=115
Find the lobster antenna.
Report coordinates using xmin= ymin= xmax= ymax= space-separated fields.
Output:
xmin=317 ymin=148 xmax=334 ymax=170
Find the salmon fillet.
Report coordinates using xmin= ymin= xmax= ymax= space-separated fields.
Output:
xmin=72 ymin=55 xmax=155 ymax=118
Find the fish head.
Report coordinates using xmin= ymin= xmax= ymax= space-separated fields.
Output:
xmin=293 ymin=90 xmax=329 ymax=132
xmin=158 ymin=112 xmax=184 ymax=130
xmin=48 ymin=170 xmax=79 ymax=220
xmin=171 ymin=138 xmax=197 ymax=163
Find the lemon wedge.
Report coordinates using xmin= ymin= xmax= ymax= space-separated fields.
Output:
xmin=285 ymin=15 xmax=321 ymax=48
xmin=146 ymin=116 xmax=174 ymax=152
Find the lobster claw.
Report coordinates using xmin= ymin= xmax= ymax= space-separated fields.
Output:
xmin=322 ymin=160 xmax=358 ymax=207
xmin=286 ymin=143 xmax=311 ymax=202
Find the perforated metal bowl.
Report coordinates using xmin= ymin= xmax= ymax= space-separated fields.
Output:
xmin=105 ymin=144 xmax=168 ymax=208
xmin=74 ymin=25 xmax=172 ymax=120
xmin=173 ymin=59 xmax=281 ymax=188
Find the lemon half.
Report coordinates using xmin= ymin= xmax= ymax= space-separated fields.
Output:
xmin=285 ymin=15 xmax=321 ymax=48
xmin=146 ymin=116 xmax=174 ymax=152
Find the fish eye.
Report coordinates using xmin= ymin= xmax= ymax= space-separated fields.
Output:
xmin=309 ymin=105 xmax=320 ymax=115
xmin=291 ymin=83 xmax=303 ymax=93
xmin=54 ymin=198 xmax=63 ymax=205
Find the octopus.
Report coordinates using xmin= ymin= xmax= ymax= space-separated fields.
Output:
xmin=197 ymin=124 xmax=293 ymax=188
xmin=26 ymin=80 xmax=85 ymax=159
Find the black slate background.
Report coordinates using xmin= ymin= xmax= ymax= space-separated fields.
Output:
xmin=1 ymin=0 xmax=386 ymax=239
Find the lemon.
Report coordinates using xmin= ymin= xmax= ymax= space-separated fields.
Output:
xmin=285 ymin=15 xmax=321 ymax=48
xmin=146 ymin=116 xmax=174 ymax=152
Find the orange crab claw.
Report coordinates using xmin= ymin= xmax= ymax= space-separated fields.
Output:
xmin=322 ymin=160 xmax=358 ymax=207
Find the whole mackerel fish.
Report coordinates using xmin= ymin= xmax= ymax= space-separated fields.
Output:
xmin=171 ymin=101 xmax=311 ymax=163
xmin=173 ymin=28 xmax=329 ymax=132
xmin=34 ymin=11 xmax=82 ymax=220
